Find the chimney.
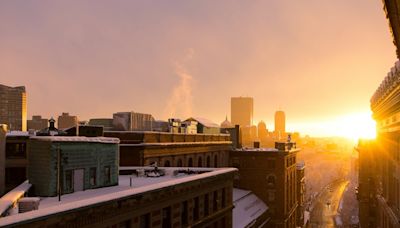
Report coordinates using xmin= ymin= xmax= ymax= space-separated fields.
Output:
xmin=254 ymin=141 xmax=260 ymax=148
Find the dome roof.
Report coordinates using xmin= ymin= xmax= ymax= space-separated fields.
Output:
xmin=221 ymin=116 xmax=234 ymax=128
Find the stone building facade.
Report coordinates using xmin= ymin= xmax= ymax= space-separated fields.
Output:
xmin=357 ymin=2 xmax=400 ymax=227
xmin=230 ymin=142 xmax=300 ymax=228
xmin=104 ymin=131 xmax=232 ymax=168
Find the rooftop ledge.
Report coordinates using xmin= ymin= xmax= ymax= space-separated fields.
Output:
xmin=0 ymin=167 xmax=237 ymax=227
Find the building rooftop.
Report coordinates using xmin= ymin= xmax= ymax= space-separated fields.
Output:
xmin=29 ymin=136 xmax=120 ymax=144
xmin=0 ymin=167 xmax=237 ymax=227
xmin=232 ymin=188 xmax=268 ymax=228
xmin=234 ymin=147 xmax=279 ymax=152
xmin=6 ymin=131 xmax=30 ymax=137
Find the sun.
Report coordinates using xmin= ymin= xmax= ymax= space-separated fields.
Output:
xmin=328 ymin=112 xmax=376 ymax=142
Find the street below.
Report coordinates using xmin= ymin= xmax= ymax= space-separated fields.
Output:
xmin=309 ymin=179 xmax=349 ymax=228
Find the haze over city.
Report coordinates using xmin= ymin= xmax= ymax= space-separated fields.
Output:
xmin=0 ymin=0 xmax=393 ymax=138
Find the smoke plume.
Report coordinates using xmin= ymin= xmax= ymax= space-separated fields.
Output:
xmin=163 ymin=49 xmax=194 ymax=119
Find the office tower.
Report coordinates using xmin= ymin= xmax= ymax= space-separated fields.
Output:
xmin=274 ymin=111 xmax=286 ymax=136
xmin=0 ymin=84 xmax=27 ymax=131
xmin=57 ymin=113 xmax=78 ymax=129
xmin=112 ymin=112 xmax=154 ymax=131
xmin=27 ymin=115 xmax=48 ymax=131
xmin=258 ymin=121 xmax=268 ymax=139
xmin=231 ymin=97 xmax=253 ymax=127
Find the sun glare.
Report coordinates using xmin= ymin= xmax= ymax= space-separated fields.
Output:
xmin=330 ymin=112 xmax=376 ymax=141
xmin=287 ymin=112 xmax=376 ymax=141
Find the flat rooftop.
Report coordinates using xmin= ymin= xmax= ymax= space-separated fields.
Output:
xmin=0 ymin=167 xmax=236 ymax=227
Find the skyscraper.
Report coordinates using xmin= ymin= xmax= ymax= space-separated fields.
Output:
xmin=274 ymin=110 xmax=286 ymax=136
xmin=231 ymin=97 xmax=253 ymax=127
xmin=0 ymin=84 xmax=27 ymax=131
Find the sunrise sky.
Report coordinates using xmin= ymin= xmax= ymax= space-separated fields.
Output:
xmin=0 ymin=1 xmax=396 ymax=138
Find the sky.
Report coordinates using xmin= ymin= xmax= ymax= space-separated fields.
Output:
xmin=0 ymin=0 xmax=396 ymax=137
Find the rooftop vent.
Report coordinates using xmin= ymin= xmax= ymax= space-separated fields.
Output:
xmin=18 ymin=197 xmax=40 ymax=213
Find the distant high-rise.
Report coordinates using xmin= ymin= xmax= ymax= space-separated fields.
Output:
xmin=257 ymin=121 xmax=268 ymax=139
xmin=27 ymin=115 xmax=48 ymax=131
xmin=231 ymin=97 xmax=253 ymax=127
xmin=274 ymin=110 xmax=286 ymax=136
xmin=113 ymin=111 xmax=154 ymax=131
xmin=0 ymin=84 xmax=27 ymax=131
xmin=58 ymin=113 xmax=78 ymax=129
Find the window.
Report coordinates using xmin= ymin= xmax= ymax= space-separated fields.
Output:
xmin=164 ymin=160 xmax=171 ymax=167
xmin=267 ymin=175 xmax=276 ymax=187
xmin=188 ymin=158 xmax=193 ymax=167
xmin=193 ymin=197 xmax=199 ymax=221
xmin=177 ymin=159 xmax=183 ymax=167
xmin=198 ymin=157 xmax=203 ymax=167
xmin=90 ymin=167 xmax=97 ymax=186
xmin=268 ymin=190 xmax=275 ymax=202
xmin=214 ymin=155 xmax=218 ymax=167
xmin=139 ymin=213 xmax=150 ymax=228
xmin=181 ymin=201 xmax=188 ymax=226
xmin=222 ymin=188 xmax=226 ymax=208
xmin=5 ymin=143 xmax=27 ymax=158
xmin=204 ymin=194 xmax=209 ymax=216
xmin=104 ymin=166 xmax=111 ymax=184
xmin=162 ymin=207 xmax=171 ymax=228
xmin=213 ymin=191 xmax=218 ymax=211
xmin=65 ymin=170 xmax=73 ymax=192
xmin=206 ymin=156 xmax=211 ymax=167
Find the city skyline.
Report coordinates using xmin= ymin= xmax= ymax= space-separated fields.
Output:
xmin=0 ymin=0 xmax=391 ymax=139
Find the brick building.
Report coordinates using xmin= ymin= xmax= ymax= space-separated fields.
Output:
xmin=230 ymin=141 xmax=300 ymax=228
xmin=0 ymin=167 xmax=236 ymax=228
xmin=3 ymin=132 xmax=30 ymax=195
xmin=27 ymin=115 xmax=48 ymax=131
xmin=57 ymin=112 xmax=78 ymax=130
xmin=104 ymin=131 xmax=232 ymax=168
xmin=0 ymin=125 xmax=6 ymax=196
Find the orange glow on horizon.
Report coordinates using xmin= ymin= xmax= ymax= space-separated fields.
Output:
xmin=283 ymin=112 xmax=377 ymax=141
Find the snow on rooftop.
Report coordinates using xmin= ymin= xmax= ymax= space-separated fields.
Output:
xmin=0 ymin=167 xmax=236 ymax=227
xmin=234 ymin=147 xmax=278 ymax=152
xmin=29 ymin=136 xmax=120 ymax=144
xmin=0 ymin=181 xmax=31 ymax=217
xmin=232 ymin=188 xmax=268 ymax=228
xmin=6 ymin=131 xmax=30 ymax=137
xmin=186 ymin=117 xmax=220 ymax=128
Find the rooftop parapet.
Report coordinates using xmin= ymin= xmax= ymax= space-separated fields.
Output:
xmin=370 ymin=61 xmax=400 ymax=109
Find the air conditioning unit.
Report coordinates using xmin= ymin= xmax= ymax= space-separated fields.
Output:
xmin=18 ymin=197 xmax=40 ymax=213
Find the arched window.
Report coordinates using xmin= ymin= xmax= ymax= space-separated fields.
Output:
xmin=267 ymin=175 xmax=276 ymax=187
xmin=188 ymin=158 xmax=193 ymax=167
xmin=214 ymin=155 xmax=218 ymax=167
xmin=206 ymin=156 xmax=211 ymax=167
xmin=198 ymin=157 xmax=203 ymax=167
xmin=176 ymin=159 xmax=183 ymax=167
xmin=164 ymin=160 xmax=171 ymax=167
